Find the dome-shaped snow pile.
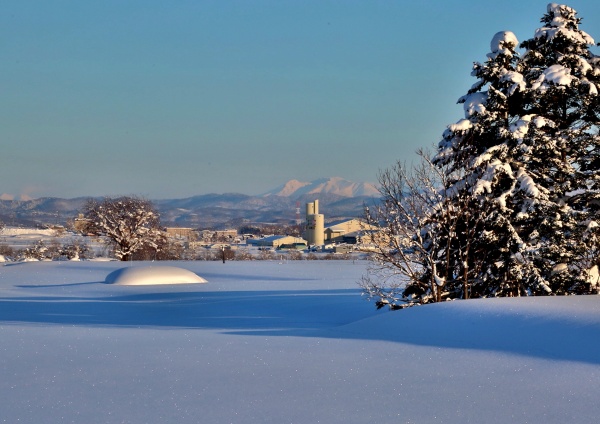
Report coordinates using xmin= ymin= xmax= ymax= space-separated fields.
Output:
xmin=105 ymin=266 xmax=207 ymax=286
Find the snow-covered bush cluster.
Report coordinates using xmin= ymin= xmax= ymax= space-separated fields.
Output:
xmin=364 ymin=4 xmax=600 ymax=308
xmin=2 ymin=238 xmax=94 ymax=262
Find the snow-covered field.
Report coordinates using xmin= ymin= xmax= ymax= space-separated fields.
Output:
xmin=1 ymin=260 xmax=599 ymax=423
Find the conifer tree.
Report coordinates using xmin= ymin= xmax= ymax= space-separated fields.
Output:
xmin=430 ymin=3 xmax=600 ymax=297
xmin=515 ymin=3 xmax=600 ymax=293
xmin=433 ymin=29 xmax=547 ymax=297
xmin=364 ymin=3 xmax=600 ymax=308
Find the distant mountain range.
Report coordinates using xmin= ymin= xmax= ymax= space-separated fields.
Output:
xmin=0 ymin=177 xmax=380 ymax=229
xmin=262 ymin=177 xmax=379 ymax=198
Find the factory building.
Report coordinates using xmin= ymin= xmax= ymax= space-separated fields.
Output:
xmin=247 ymin=235 xmax=307 ymax=249
xmin=324 ymin=218 xmax=377 ymax=243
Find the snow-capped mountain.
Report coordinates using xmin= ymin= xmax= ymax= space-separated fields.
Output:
xmin=262 ymin=177 xmax=379 ymax=199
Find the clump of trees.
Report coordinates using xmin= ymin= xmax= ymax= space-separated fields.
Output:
xmin=362 ymin=4 xmax=600 ymax=309
xmin=81 ymin=196 xmax=166 ymax=261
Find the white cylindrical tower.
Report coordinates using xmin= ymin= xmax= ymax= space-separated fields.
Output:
xmin=304 ymin=200 xmax=325 ymax=246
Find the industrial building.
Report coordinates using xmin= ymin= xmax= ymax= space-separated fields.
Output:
xmin=303 ymin=200 xmax=379 ymax=247
xmin=303 ymin=200 xmax=324 ymax=246
xmin=244 ymin=200 xmax=380 ymax=251
xmin=247 ymin=235 xmax=308 ymax=249
xmin=324 ymin=218 xmax=377 ymax=244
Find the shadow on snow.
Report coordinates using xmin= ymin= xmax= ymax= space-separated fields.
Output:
xmin=1 ymin=285 xmax=599 ymax=366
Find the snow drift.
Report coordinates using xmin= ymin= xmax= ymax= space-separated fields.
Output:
xmin=105 ymin=265 xmax=207 ymax=285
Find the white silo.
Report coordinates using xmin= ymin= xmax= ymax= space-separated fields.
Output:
xmin=304 ymin=200 xmax=325 ymax=246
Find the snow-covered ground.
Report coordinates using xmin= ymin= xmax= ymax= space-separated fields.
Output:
xmin=0 ymin=227 xmax=68 ymax=249
xmin=1 ymin=260 xmax=599 ymax=423
xmin=0 ymin=226 xmax=106 ymax=257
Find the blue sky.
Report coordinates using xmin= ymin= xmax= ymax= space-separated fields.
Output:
xmin=1 ymin=1 xmax=599 ymax=199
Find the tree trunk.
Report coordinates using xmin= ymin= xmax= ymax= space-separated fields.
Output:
xmin=463 ymin=265 xmax=469 ymax=299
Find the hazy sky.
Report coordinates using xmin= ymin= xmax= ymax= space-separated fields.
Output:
xmin=2 ymin=1 xmax=599 ymax=200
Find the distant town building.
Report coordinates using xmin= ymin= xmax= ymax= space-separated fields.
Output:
xmin=247 ymin=235 xmax=308 ymax=249
xmin=333 ymin=244 xmax=354 ymax=254
xmin=199 ymin=229 xmax=238 ymax=242
xmin=165 ymin=227 xmax=197 ymax=241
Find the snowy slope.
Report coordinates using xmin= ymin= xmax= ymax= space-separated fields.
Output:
xmin=1 ymin=260 xmax=599 ymax=423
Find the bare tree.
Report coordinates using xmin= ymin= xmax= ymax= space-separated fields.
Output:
xmin=82 ymin=196 xmax=165 ymax=261
xmin=360 ymin=150 xmax=483 ymax=309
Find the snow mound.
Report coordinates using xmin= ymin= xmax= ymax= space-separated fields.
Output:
xmin=105 ymin=266 xmax=208 ymax=285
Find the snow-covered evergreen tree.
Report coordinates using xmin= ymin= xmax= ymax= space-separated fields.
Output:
xmin=514 ymin=3 xmax=600 ymax=293
xmin=435 ymin=3 xmax=600 ymax=296
xmin=432 ymin=28 xmax=546 ymax=297
xmin=363 ymin=3 xmax=600 ymax=309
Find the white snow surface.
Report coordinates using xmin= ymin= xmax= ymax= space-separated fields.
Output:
xmin=105 ymin=265 xmax=208 ymax=285
xmin=0 ymin=227 xmax=57 ymax=236
xmin=1 ymin=260 xmax=600 ymax=423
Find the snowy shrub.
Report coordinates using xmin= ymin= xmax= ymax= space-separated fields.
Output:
xmin=256 ymin=249 xmax=276 ymax=261
xmin=59 ymin=240 xmax=94 ymax=261
xmin=234 ymin=249 xmax=255 ymax=261
xmin=19 ymin=240 xmax=58 ymax=261
xmin=0 ymin=244 xmax=14 ymax=259
xmin=286 ymin=250 xmax=304 ymax=260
